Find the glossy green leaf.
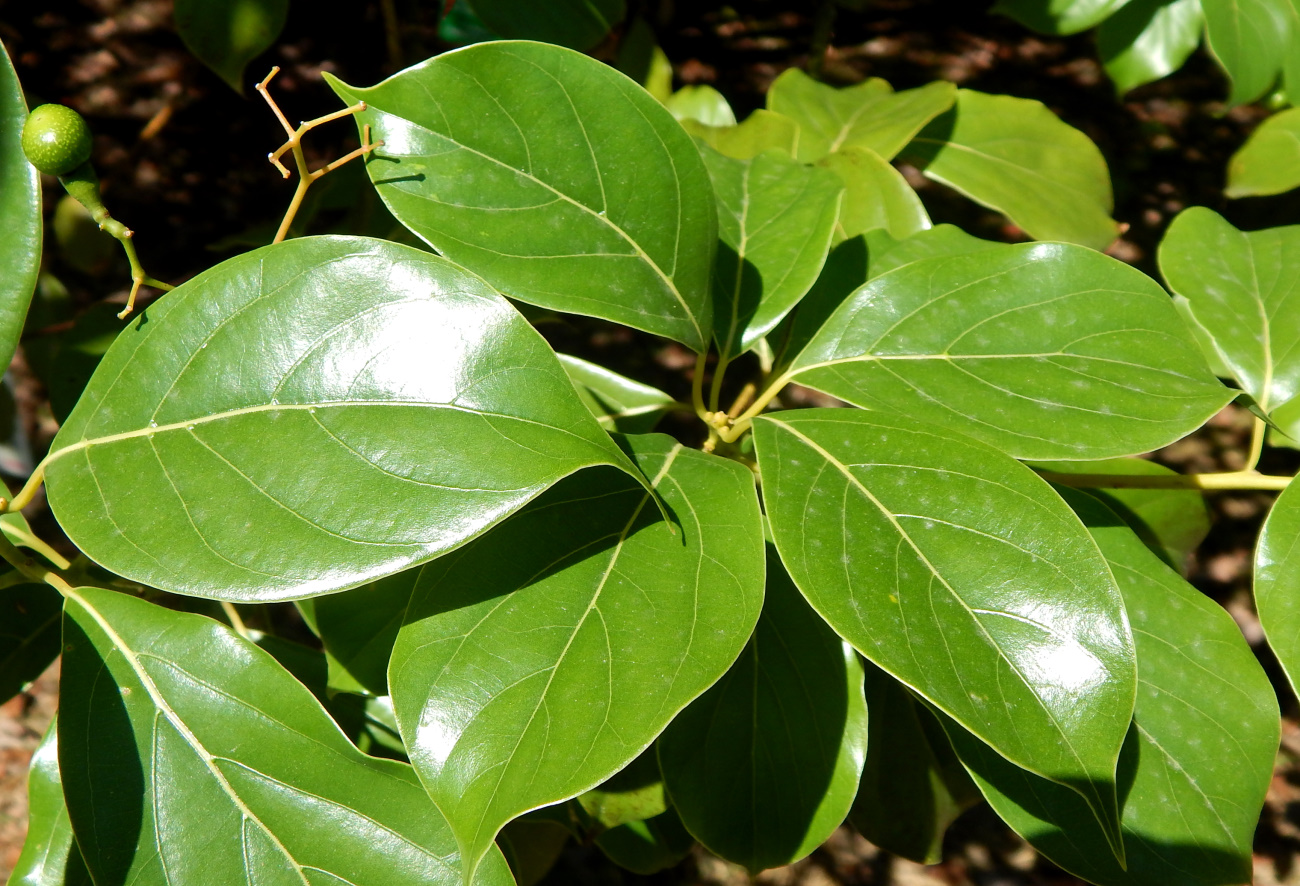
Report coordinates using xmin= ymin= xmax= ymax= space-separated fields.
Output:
xmin=681 ymin=110 xmax=801 ymax=160
xmin=864 ymin=224 xmax=1003 ymax=279
xmin=755 ymin=409 xmax=1137 ymax=858
xmin=614 ymin=18 xmax=671 ymax=104
xmin=58 ymin=585 xmax=515 ymax=886
xmin=766 ymin=70 xmax=955 ymax=164
xmin=558 ymin=354 xmax=678 ymax=434
xmin=1226 ymin=107 xmax=1300 ymax=197
xmin=0 ymin=583 xmax=62 ymax=705
xmin=850 ymin=662 xmax=978 ymax=864
xmin=593 ymin=808 xmax=694 ymax=875
xmin=818 ymin=148 xmax=930 ymax=244
xmin=0 ymin=37 xmax=41 ymax=374
xmin=328 ymin=42 xmax=717 ymax=352
xmin=8 ymin=718 xmax=93 ymax=886
xmin=995 ymin=0 xmax=1135 ymax=33
xmin=1159 ymin=208 xmax=1300 ymax=420
xmin=1099 ymin=0 xmax=1205 ymax=95
xmin=577 ymin=745 xmax=668 ymax=829
xmin=310 ymin=569 xmax=418 ymax=696
xmin=173 ymin=0 xmax=287 ymax=93
xmin=1202 ymin=0 xmax=1290 ymax=105
xmin=463 ymin=0 xmax=624 ymax=50
xmin=1256 ymin=480 xmax=1300 ymax=694
xmin=391 ymin=434 xmax=764 ymax=882
xmin=658 ymin=544 xmax=867 ymax=871
xmin=45 ymin=236 xmax=636 ymax=602
xmin=787 ymin=242 xmax=1232 ymax=460
xmin=903 ymin=89 xmax=1119 ymax=250
xmin=703 ymin=145 xmax=843 ymax=356
xmin=22 ymin=303 xmax=123 ymax=424
xmin=665 ymin=85 xmax=736 ymax=127
xmin=1035 ymin=458 xmax=1211 ymax=571
xmin=947 ymin=489 xmax=1277 ymax=886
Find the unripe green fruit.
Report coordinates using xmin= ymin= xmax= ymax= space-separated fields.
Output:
xmin=21 ymin=104 xmax=93 ymax=177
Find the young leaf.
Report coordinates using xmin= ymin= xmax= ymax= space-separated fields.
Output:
xmin=0 ymin=37 xmax=41 ymax=374
xmin=994 ymin=0 xmax=1135 ymax=34
xmin=578 ymin=744 xmax=668 ymax=829
xmin=173 ymin=0 xmax=288 ymax=93
xmin=0 ymin=583 xmax=62 ymax=705
xmin=463 ymin=0 xmax=624 ymax=50
xmin=754 ymin=409 xmax=1137 ymax=859
xmin=850 ymin=662 xmax=978 ymax=865
xmin=1226 ymin=107 xmax=1300 ymax=198
xmin=45 ymin=237 xmax=637 ymax=602
xmin=59 ymin=585 xmax=515 ymax=886
xmin=787 ymin=242 xmax=1232 ymax=460
xmin=1098 ymin=0 xmax=1205 ymax=95
xmin=946 ymin=489 xmax=1277 ymax=886
xmin=903 ymin=90 xmax=1119 ymax=250
xmin=818 ymin=148 xmax=930 ymax=244
xmin=1036 ymin=458 xmax=1212 ymax=571
xmin=665 ymin=85 xmax=736 ymax=127
xmin=766 ymin=70 xmax=956 ymax=163
xmin=558 ymin=354 xmax=679 ymax=434
xmin=658 ymin=544 xmax=869 ymax=872
xmin=1256 ymin=480 xmax=1300 ymax=694
xmin=327 ymin=41 xmax=717 ymax=352
xmin=680 ymin=110 xmax=801 ymax=160
xmin=1202 ymin=0 xmax=1290 ymax=106
xmin=8 ymin=718 xmax=94 ymax=886
xmin=1159 ymin=208 xmax=1300 ymax=418
xmin=390 ymin=434 xmax=764 ymax=883
xmin=701 ymin=144 xmax=844 ymax=357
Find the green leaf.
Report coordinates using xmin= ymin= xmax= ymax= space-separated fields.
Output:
xmin=947 ymin=489 xmax=1277 ymax=886
xmin=0 ymin=583 xmax=62 ymax=705
xmin=8 ymin=718 xmax=94 ymax=886
xmin=994 ymin=0 xmax=1136 ymax=34
xmin=787 ymin=242 xmax=1232 ymax=460
xmin=818 ymin=148 xmax=930 ymax=244
xmin=665 ymin=85 xmax=736 ymax=127
xmin=327 ymin=42 xmax=717 ymax=352
xmin=558 ymin=353 xmax=678 ymax=434
xmin=391 ymin=434 xmax=764 ymax=882
xmin=310 ymin=569 xmax=417 ymax=696
xmin=1256 ymin=480 xmax=1300 ymax=694
xmin=903 ymin=89 xmax=1119 ymax=250
xmin=23 ymin=302 xmax=123 ymax=424
xmin=658 ymin=544 xmax=868 ymax=871
xmin=1202 ymin=0 xmax=1291 ymax=105
xmin=1226 ymin=107 xmax=1300 ymax=197
xmin=1035 ymin=458 xmax=1211 ymax=571
xmin=1159 ymin=208 xmax=1300 ymax=419
xmin=173 ymin=0 xmax=287 ymax=93
xmin=577 ymin=745 xmax=668 ymax=829
xmin=1098 ymin=0 xmax=1205 ymax=95
xmin=766 ymin=70 xmax=956 ymax=163
xmin=45 ymin=236 xmax=636 ymax=602
xmin=593 ymin=808 xmax=694 ymax=875
xmin=463 ymin=0 xmax=624 ymax=50
xmin=681 ymin=110 xmax=801 ymax=160
xmin=0 ymin=37 xmax=41 ymax=374
xmin=702 ymin=145 xmax=844 ymax=357
xmin=59 ymin=585 xmax=515 ymax=886
xmin=497 ymin=819 xmax=569 ymax=886
xmin=850 ymin=662 xmax=978 ymax=865
xmin=754 ymin=409 xmax=1137 ymax=860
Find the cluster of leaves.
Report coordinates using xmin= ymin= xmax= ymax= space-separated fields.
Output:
xmin=997 ymin=0 xmax=1300 ymax=102
xmin=4 ymin=6 xmax=1300 ymax=886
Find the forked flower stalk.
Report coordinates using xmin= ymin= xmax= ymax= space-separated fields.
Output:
xmin=256 ymin=66 xmax=384 ymax=243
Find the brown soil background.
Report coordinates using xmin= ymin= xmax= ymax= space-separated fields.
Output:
xmin=2 ymin=1 xmax=1300 ymax=883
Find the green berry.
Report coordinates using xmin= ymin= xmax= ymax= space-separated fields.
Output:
xmin=21 ymin=104 xmax=93 ymax=177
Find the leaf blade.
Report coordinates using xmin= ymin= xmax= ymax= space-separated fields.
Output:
xmin=0 ymin=37 xmax=40 ymax=373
